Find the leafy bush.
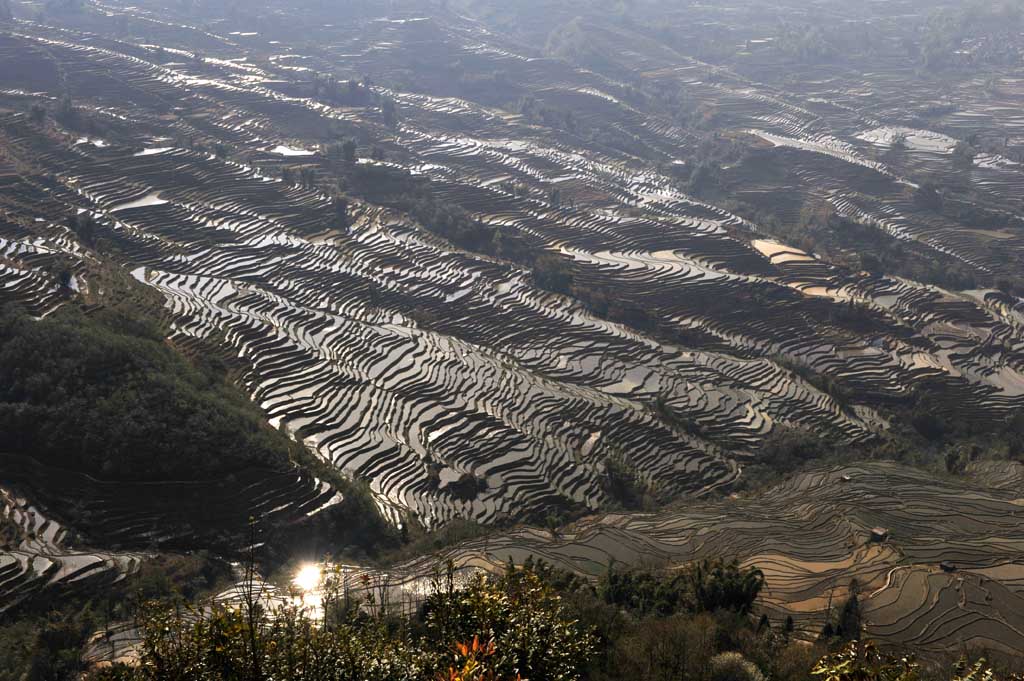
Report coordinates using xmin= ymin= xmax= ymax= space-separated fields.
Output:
xmin=99 ymin=601 xmax=426 ymax=681
xmin=712 ymin=652 xmax=767 ymax=681
xmin=425 ymin=563 xmax=597 ymax=681
xmin=91 ymin=563 xmax=595 ymax=681
xmin=812 ymin=641 xmax=920 ymax=681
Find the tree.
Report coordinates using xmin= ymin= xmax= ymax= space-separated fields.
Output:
xmin=0 ymin=304 xmax=295 ymax=482
xmin=602 ymin=456 xmax=654 ymax=511
xmin=67 ymin=213 xmax=96 ymax=247
xmin=347 ymin=79 xmax=361 ymax=102
xmin=945 ymin=447 xmax=968 ymax=475
xmin=98 ymin=600 xmax=424 ymax=681
xmin=952 ymin=140 xmax=976 ymax=169
xmin=381 ymin=98 xmax=398 ymax=128
xmin=58 ymin=268 xmax=73 ymax=290
xmin=913 ymin=183 xmax=942 ymax=211
xmin=299 ymin=167 xmax=316 ymax=188
xmin=834 ymin=580 xmax=862 ymax=641
xmin=334 ymin=196 xmax=350 ymax=230
xmin=688 ymin=160 xmax=720 ymax=195
xmin=55 ymin=95 xmax=80 ymax=128
xmin=342 ymin=138 xmax=358 ymax=164
xmin=812 ymin=641 xmax=919 ymax=681
xmin=682 ymin=559 xmax=765 ymax=615
xmin=711 ymin=652 xmax=766 ymax=681
xmin=606 ymin=614 xmax=717 ymax=681
xmin=600 ymin=565 xmax=688 ymax=618
xmin=533 ymin=254 xmax=573 ymax=294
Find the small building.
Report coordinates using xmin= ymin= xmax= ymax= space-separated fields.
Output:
xmin=870 ymin=527 xmax=889 ymax=543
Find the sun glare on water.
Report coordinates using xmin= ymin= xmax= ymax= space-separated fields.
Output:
xmin=294 ymin=564 xmax=322 ymax=593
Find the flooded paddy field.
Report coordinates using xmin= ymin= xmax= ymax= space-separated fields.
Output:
xmin=334 ymin=461 xmax=1024 ymax=655
xmin=82 ymin=461 xmax=1024 ymax=663
xmin=2 ymin=0 xmax=1024 ymax=657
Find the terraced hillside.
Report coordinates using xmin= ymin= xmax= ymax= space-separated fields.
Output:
xmin=325 ymin=462 xmax=1024 ymax=657
xmin=83 ymin=461 xmax=1024 ymax=664
xmin=0 ymin=484 xmax=143 ymax=614
xmin=2 ymin=0 xmax=1024 ymax=657
xmin=4 ymin=0 xmax=1024 ymax=533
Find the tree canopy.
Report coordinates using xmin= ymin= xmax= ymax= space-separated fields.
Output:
xmin=0 ymin=305 xmax=294 ymax=480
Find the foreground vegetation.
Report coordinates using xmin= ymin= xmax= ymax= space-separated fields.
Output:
xmin=88 ymin=559 xmax=1022 ymax=681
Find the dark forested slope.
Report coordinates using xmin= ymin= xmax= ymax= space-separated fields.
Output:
xmin=0 ymin=305 xmax=291 ymax=480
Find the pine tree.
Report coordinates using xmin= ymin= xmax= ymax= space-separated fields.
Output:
xmin=836 ymin=579 xmax=863 ymax=641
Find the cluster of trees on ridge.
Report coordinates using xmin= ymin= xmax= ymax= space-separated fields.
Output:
xmin=0 ymin=304 xmax=291 ymax=481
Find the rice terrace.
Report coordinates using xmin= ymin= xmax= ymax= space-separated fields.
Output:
xmin=1 ymin=0 xmax=1024 ymax=678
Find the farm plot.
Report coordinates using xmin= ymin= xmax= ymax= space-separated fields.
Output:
xmin=331 ymin=462 xmax=1024 ymax=652
xmin=0 ymin=484 xmax=144 ymax=614
xmin=3 ymin=11 xmax=1024 ymax=532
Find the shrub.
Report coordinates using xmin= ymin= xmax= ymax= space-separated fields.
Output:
xmin=91 ymin=563 xmax=595 ymax=681
xmin=812 ymin=641 xmax=919 ymax=681
xmin=425 ymin=563 xmax=596 ymax=681
xmin=712 ymin=652 xmax=767 ymax=681
xmin=604 ymin=613 xmax=718 ymax=681
xmin=683 ymin=559 xmax=765 ymax=615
